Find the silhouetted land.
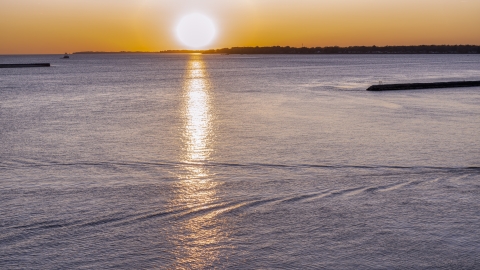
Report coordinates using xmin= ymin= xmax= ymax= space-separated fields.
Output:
xmin=367 ymin=81 xmax=480 ymax=91
xmin=74 ymin=45 xmax=480 ymax=55
xmin=0 ymin=63 xmax=50 ymax=68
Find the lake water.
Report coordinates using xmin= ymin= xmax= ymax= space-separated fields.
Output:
xmin=1 ymin=54 xmax=480 ymax=269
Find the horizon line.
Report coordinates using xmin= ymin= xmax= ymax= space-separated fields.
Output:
xmin=2 ymin=44 xmax=480 ymax=55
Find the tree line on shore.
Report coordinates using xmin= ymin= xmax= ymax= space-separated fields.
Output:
xmin=74 ymin=45 xmax=480 ymax=55
xmin=202 ymin=45 xmax=480 ymax=54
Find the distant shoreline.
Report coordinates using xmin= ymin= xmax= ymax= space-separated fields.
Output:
xmin=73 ymin=45 xmax=480 ymax=55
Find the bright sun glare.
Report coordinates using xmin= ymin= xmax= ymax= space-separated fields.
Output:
xmin=176 ymin=13 xmax=216 ymax=49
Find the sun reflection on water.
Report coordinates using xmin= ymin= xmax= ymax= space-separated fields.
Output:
xmin=168 ymin=55 xmax=226 ymax=269
xmin=184 ymin=60 xmax=213 ymax=165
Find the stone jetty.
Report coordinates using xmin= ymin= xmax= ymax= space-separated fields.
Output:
xmin=0 ymin=63 xmax=51 ymax=68
xmin=367 ymin=80 xmax=480 ymax=91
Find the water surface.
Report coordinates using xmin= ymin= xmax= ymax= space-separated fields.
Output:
xmin=1 ymin=54 xmax=480 ymax=269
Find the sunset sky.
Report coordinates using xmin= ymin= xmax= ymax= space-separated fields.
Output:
xmin=1 ymin=0 xmax=479 ymax=54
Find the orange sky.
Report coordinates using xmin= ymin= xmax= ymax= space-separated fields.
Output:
xmin=1 ymin=0 xmax=479 ymax=54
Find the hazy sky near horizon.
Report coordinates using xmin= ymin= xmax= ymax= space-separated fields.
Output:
xmin=1 ymin=0 xmax=479 ymax=54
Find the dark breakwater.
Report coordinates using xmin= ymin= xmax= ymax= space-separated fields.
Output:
xmin=367 ymin=80 xmax=480 ymax=91
xmin=0 ymin=63 xmax=50 ymax=68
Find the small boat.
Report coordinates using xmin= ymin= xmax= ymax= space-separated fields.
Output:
xmin=62 ymin=53 xmax=70 ymax=59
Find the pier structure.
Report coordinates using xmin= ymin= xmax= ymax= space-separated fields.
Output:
xmin=0 ymin=63 xmax=51 ymax=68
xmin=367 ymin=81 xmax=480 ymax=91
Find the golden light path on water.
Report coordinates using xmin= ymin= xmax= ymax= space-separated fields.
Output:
xmin=169 ymin=55 xmax=227 ymax=269
xmin=184 ymin=58 xmax=213 ymax=165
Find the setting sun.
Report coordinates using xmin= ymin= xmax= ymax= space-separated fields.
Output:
xmin=176 ymin=13 xmax=216 ymax=49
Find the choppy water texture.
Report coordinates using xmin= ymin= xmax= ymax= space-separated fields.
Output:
xmin=1 ymin=54 xmax=480 ymax=269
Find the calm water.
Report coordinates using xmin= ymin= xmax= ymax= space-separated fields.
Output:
xmin=1 ymin=54 xmax=480 ymax=269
